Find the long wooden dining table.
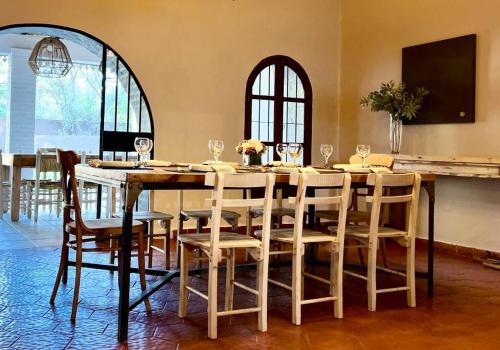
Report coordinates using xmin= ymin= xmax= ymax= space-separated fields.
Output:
xmin=74 ymin=164 xmax=436 ymax=342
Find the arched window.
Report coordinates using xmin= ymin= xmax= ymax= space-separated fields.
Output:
xmin=245 ymin=55 xmax=312 ymax=165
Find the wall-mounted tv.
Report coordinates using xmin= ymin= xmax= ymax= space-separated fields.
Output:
xmin=402 ymin=34 xmax=476 ymax=124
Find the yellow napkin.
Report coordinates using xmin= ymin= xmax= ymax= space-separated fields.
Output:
xmin=88 ymin=160 xmax=136 ymax=168
xmin=298 ymin=166 xmax=319 ymax=174
xmin=143 ymin=160 xmax=172 ymax=167
xmin=369 ymin=166 xmax=393 ymax=174
xmin=272 ymin=167 xmax=298 ymax=174
xmin=188 ymin=164 xmax=236 ymax=173
xmin=202 ymin=160 xmax=239 ymax=166
xmin=333 ymin=164 xmax=370 ymax=173
xmin=267 ymin=161 xmax=297 ymax=168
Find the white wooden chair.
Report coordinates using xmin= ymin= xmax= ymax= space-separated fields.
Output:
xmin=28 ymin=148 xmax=63 ymax=222
xmin=178 ymin=172 xmax=275 ymax=339
xmin=265 ymin=172 xmax=352 ymax=325
xmin=343 ymin=173 xmax=421 ymax=311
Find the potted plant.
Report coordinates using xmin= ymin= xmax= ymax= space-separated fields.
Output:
xmin=235 ymin=139 xmax=267 ymax=166
xmin=360 ymin=81 xmax=428 ymax=154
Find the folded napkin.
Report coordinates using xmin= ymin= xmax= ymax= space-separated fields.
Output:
xmin=298 ymin=166 xmax=319 ymax=174
xmin=143 ymin=160 xmax=172 ymax=167
xmin=267 ymin=161 xmax=297 ymax=168
xmin=369 ymin=166 xmax=393 ymax=174
xmin=188 ymin=163 xmax=236 ymax=173
xmin=202 ymin=160 xmax=240 ymax=166
xmin=88 ymin=159 xmax=136 ymax=168
xmin=271 ymin=166 xmax=318 ymax=174
xmin=333 ymin=164 xmax=370 ymax=173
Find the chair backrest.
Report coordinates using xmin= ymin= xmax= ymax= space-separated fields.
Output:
xmin=289 ymin=172 xmax=352 ymax=246
xmin=365 ymin=173 xmax=421 ymax=237
xmin=205 ymin=172 xmax=276 ymax=258
xmin=349 ymin=154 xmax=395 ymax=168
xmin=36 ymin=148 xmax=60 ymax=181
xmin=56 ymin=149 xmax=86 ymax=233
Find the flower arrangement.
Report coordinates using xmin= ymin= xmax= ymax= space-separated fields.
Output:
xmin=360 ymin=80 xmax=429 ymax=121
xmin=235 ymin=139 xmax=267 ymax=155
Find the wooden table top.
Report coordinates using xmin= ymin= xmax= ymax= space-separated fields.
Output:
xmin=1 ymin=153 xmax=41 ymax=168
xmin=75 ymin=165 xmax=436 ymax=188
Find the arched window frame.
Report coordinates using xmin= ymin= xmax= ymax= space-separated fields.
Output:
xmin=244 ymin=55 xmax=312 ymax=165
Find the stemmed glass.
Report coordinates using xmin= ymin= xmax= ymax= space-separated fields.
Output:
xmin=134 ymin=137 xmax=153 ymax=166
xmin=208 ymin=139 xmax=224 ymax=163
xmin=320 ymin=144 xmax=334 ymax=168
xmin=288 ymin=143 xmax=303 ymax=166
xmin=356 ymin=144 xmax=371 ymax=168
xmin=276 ymin=143 xmax=287 ymax=165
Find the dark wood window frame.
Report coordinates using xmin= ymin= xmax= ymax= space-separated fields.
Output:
xmin=244 ymin=55 xmax=312 ymax=165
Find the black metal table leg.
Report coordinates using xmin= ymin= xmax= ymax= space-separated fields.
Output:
xmin=118 ymin=182 xmax=142 ymax=342
xmin=425 ymin=181 xmax=435 ymax=297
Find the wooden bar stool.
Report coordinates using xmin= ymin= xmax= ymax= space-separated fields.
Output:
xmin=50 ymin=149 xmax=151 ymax=321
xmin=342 ymin=173 xmax=421 ymax=311
xmin=178 ymin=172 xmax=275 ymax=339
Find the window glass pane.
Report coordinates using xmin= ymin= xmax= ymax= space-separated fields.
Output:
xmin=263 ymin=145 xmax=273 ymax=164
xmin=252 ymin=65 xmax=275 ymax=96
xmin=284 ymin=66 xmax=305 ymax=99
xmin=104 ymin=52 xmax=117 ymax=131
xmin=259 ymin=122 xmax=269 ymax=141
xmin=268 ymin=122 xmax=274 ymax=142
xmin=296 ymin=124 xmax=304 ymax=143
xmin=287 ymin=102 xmax=296 ymax=124
xmin=140 ymin=97 xmax=151 ymax=132
xmin=287 ymin=124 xmax=296 ymax=143
xmin=251 ymin=100 xmax=259 ymax=121
xmin=116 ymin=61 xmax=129 ymax=132
xmin=260 ymin=100 xmax=268 ymax=123
xmin=297 ymin=103 xmax=304 ymax=124
xmin=128 ymin=78 xmax=140 ymax=132
xmin=251 ymin=121 xmax=259 ymax=138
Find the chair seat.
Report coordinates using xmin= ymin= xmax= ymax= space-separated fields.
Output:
xmin=344 ymin=225 xmax=408 ymax=239
xmin=316 ymin=209 xmax=370 ymax=223
xmin=65 ymin=218 xmax=144 ymax=236
xmin=255 ymin=228 xmax=337 ymax=243
xmin=179 ymin=232 xmax=261 ymax=249
xmin=181 ymin=209 xmax=241 ymax=220
xmin=250 ymin=207 xmax=296 ymax=218
xmin=119 ymin=211 xmax=174 ymax=222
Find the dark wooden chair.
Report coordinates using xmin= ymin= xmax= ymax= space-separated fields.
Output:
xmin=50 ymin=149 xmax=151 ymax=322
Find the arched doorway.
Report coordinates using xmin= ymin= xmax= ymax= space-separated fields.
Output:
xmin=0 ymin=23 xmax=155 ymax=217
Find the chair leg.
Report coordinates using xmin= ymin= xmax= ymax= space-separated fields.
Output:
xmin=332 ymin=245 xmax=344 ymax=319
xmin=407 ymin=238 xmax=416 ymax=307
xmin=380 ymin=238 xmax=388 ymax=268
xmin=178 ymin=243 xmax=189 ymax=318
xmin=137 ymin=232 xmax=151 ymax=313
xmin=367 ymin=238 xmax=378 ymax=312
xmin=109 ymin=238 xmax=117 ymax=266
xmin=71 ymin=240 xmax=83 ymax=322
xmin=245 ymin=215 xmax=252 ymax=262
xmin=62 ymin=233 xmax=69 ymax=284
xmin=224 ymin=248 xmax=235 ymax=311
xmin=301 ymin=251 xmax=305 ymax=300
xmin=50 ymin=235 xmax=69 ymax=304
xmin=164 ymin=220 xmax=171 ymax=269
xmin=257 ymin=247 xmax=269 ymax=332
xmin=147 ymin=221 xmax=154 ymax=268
xmin=207 ymin=253 xmax=219 ymax=339
xmin=196 ymin=219 xmax=204 ymax=269
xmin=291 ymin=243 xmax=302 ymax=326
xmin=176 ymin=216 xmax=184 ymax=268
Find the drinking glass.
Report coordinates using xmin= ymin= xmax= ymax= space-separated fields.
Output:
xmin=320 ymin=144 xmax=334 ymax=168
xmin=208 ymin=139 xmax=224 ymax=163
xmin=288 ymin=143 xmax=303 ymax=165
xmin=356 ymin=144 xmax=371 ymax=168
xmin=276 ymin=143 xmax=287 ymax=165
xmin=134 ymin=137 xmax=153 ymax=165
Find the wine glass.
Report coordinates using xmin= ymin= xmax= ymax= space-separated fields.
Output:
xmin=208 ymin=139 xmax=224 ymax=163
xmin=356 ymin=144 xmax=371 ymax=168
xmin=134 ymin=137 xmax=153 ymax=165
xmin=288 ymin=143 xmax=303 ymax=166
xmin=276 ymin=143 xmax=287 ymax=165
xmin=320 ymin=144 xmax=334 ymax=168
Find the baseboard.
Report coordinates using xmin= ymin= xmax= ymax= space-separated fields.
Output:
xmin=415 ymin=237 xmax=500 ymax=262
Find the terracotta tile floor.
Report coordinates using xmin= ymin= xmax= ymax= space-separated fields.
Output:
xmin=0 ymin=215 xmax=499 ymax=349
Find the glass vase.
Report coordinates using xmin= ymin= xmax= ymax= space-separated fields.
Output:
xmin=389 ymin=116 xmax=403 ymax=154
xmin=244 ymin=153 xmax=262 ymax=166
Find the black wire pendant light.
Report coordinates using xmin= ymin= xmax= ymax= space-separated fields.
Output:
xmin=28 ymin=37 xmax=72 ymax=77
